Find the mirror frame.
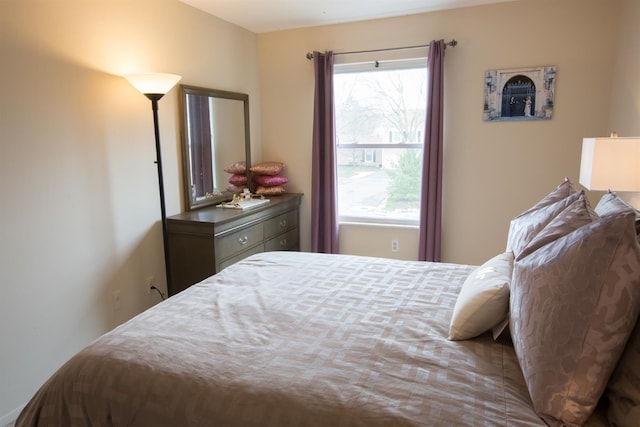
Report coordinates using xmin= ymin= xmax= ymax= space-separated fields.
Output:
xmin=179 ymin=85 xmax=251 ymax=210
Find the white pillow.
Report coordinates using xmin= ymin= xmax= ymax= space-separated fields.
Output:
xmin=448 ymin=251 xmax=514 ymax=340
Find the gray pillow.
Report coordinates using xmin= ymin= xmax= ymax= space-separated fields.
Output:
xmin=510 ymin=212 xmax=640 ymax=426
xmin=515 ymin=193 xmax=597 ymax=261
xmin=607 ymin=320 xmax=640 ymax=427
xmin=518 ymin=177 xmax=577 ymax=217
xmin=506 ymin=177 xmax=578 ymax=257
xmin=595 ymin=190 xmax=640 ymax=235
xmin=506 ymin=190 xmax=582 ymax=258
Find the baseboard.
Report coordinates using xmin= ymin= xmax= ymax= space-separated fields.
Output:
xmin=0 ymin=404 xmax=24 ymax=426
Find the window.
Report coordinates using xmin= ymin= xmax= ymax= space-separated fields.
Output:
xmin=334 ymin=58 xmax=427 ymax=225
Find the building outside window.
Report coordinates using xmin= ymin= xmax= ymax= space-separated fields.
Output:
xmin=334 ymin=58 xmax=427 ymax=225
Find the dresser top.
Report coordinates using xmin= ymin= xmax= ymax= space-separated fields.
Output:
xmin=168 ymin=193 xmax=302 ymax=225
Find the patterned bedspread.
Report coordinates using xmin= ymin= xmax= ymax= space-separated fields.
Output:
xmin=17 ymin=252 xmax=576 ymax=426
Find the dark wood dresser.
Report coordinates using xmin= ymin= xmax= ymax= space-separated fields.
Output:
xmin=167 ymin=193 xmax=302 ymax=296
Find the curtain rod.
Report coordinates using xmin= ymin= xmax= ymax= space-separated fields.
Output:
xmin=305 ymin=39 xmax=457 ymax=60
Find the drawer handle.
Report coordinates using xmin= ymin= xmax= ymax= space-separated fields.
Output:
xmin=238 ymin=236 xmax=249 ymax=245
xmin=279 ymin=219 xmax=287 ymax=229
xmin=280 ymin=238 xmax=287 ymax=247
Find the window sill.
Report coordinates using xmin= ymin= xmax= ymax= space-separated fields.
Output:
xmin=339 ymin=217 xmax=419 ymax=228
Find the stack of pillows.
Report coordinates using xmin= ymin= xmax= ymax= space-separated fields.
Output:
xmin=449 ymin=177 xmax=640 ymax=427
xmin=223 ymin=161 xmax=289 ymax=195
xmin=250 ymin=161 xmax=288 ymax=196
xmin=223 ymin=161 xmax=248 ymax=193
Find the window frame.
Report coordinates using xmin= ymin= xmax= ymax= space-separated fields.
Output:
xmin=333 ymin=57 xmax=427 ymax=227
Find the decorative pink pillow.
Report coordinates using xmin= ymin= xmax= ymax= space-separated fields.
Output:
xmin=223 ymin=161 xmax=246 ymax=174
xmin=255 ymin=185 xmax=285 ymax=195
xmin=228 ymin=174 xmax=247 ymax=186
xmin=226 ymin=184 xmax=245 ymax=193
xmin=253 ymin=174 xmax=288 ymax=187
xmin=250 ymin=161 xmax=286 ymax=176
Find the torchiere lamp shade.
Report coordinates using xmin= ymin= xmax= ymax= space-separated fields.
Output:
xmin=124 ymin=73 xmax=182 ymax=97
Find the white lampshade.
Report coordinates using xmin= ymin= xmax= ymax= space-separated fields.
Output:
xmin=579 ymin=137 xmax=640 ymax=191
xmin=124 ymin=73 xmax=182 ymax=95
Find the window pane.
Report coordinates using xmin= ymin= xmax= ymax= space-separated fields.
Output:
xmin=335 ymin=68 xmax=427 ymax=145
xmin=334 ymin=63 xmax=426 ymax=224
xmin=337 ymin=147 xmax=422 ymax=223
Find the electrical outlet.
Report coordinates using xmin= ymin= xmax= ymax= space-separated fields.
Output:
xmin=391 ymin=239 xmax=399 ymax=252
xmin=111 ymin=290 xmax=121 ymax=311
xmin=145 ymin=276 xmax=154 ymax=295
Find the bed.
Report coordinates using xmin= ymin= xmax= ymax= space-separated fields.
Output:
xmin=17 ymin=181 xmax=640 ymax=427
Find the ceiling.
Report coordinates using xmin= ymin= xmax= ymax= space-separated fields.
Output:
xmin=178 ymin=0 xmax=521 ymax=33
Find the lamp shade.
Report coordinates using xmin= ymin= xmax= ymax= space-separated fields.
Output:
xmin=579 ymin=137 xmax=640 ymax=191
xmin=124 ymin=73 xmax=182 ymax=95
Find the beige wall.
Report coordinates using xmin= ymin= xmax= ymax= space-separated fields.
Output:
xmin=609 ymin=0 xmax=640 ymax=209
xmin=610 ymin=0 xmax=640 ymax=136
xmin=0 ymin=0 xmax=259 ymax=419
xmin=258 ymin=0 xmax=621 ymax=264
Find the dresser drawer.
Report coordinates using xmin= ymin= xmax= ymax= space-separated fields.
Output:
xmin=216 ymin=223 xmax=263 ymax=260
xmin=265 ymin=228 xmax=299 ymax=252
xmin=264 ymin=210 xmax=298 ymax=240
xmin=218 ymin=243 xmax=265 ymax=271
xmin=167 ymin=193 xmax=302 ymax=296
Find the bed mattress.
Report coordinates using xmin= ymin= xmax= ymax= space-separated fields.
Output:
xmin=18 ymin=251 xmax=586 ymax=426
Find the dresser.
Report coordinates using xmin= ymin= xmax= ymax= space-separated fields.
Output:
xmin=167 ymin=193 xmax=302 ymax=296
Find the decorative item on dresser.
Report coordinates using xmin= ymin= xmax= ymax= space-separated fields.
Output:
xmin=166 ymin=193 xmax=302 ymax=295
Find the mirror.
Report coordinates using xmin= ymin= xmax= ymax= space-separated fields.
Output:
xmin=179 ymin=85 xmax=251 ymax=210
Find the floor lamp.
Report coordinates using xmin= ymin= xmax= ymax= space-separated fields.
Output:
xmin=124 ymin=72 xmax=182 ymax=296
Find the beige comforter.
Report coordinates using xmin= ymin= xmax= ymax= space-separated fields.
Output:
xmin=18 ymin=252 xmax=562 ymax=426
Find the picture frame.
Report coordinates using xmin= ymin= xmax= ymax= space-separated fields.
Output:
xmin=483 ymin=65 xmax=556 ymax=122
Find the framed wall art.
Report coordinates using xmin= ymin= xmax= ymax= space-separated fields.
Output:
xmin=483 ymin=65 xmax=556 ymax=122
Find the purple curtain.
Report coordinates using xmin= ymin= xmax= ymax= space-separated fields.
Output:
xmin=311 ymin=51 xmax=339 ymax=253
xmin=418 ymin=39 xmax=446 ymax=262
xmin=188 ymin=95 xmax=213 ymax=199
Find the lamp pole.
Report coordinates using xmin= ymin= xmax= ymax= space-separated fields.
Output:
xmin=147 ymin=94 xmax=172 ymax=294
xmin=124 ymin=73 xmax=182 ymax=297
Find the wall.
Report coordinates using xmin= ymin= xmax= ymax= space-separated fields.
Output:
xmin=608 ymin=0 xmax=640 ymax=208
xmin=0 ymin=0 xmax=260 ymax=420
xmin=257 ymin=0 xmax=621 ymax=265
